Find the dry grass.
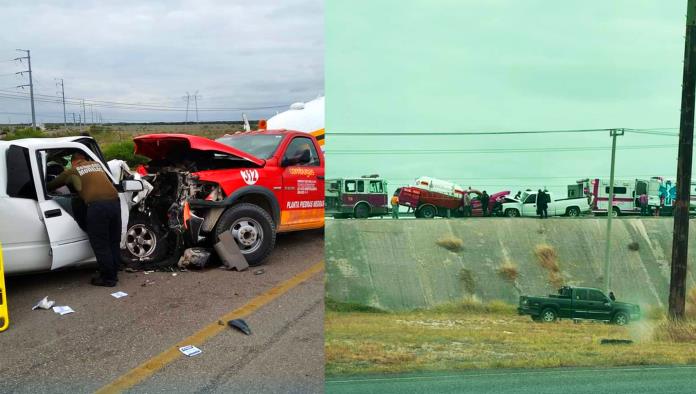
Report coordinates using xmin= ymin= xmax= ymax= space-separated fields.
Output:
xmin=436 ymin=236 xmax=464 ymax=252
xmin=534 ymin=244 xmax=566 ymax=287
xmin=458 ymin=268 xmax=476 ymax=294
xmin=653 ymin=320 xmax=696 ymax=342
xmin=498 ymin=261 xmax=519 ymax=282
xmin=326 ymin=310 xmax=696 ymax=376
xmin=534 ymin=244 xmax=559 ymax=272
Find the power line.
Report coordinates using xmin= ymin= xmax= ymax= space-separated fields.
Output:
xmin=328 ymin=144 xmax=677 ymax=155
xmin=327 ymin=128 xmax=612 ymax=136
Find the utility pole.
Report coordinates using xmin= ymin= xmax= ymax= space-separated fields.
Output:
xmin=14 ymin=49 xmax=36 ymax=129
xmin=669 ymin=0 xmax=696 ymax=320
xmin=72 ymin=112 xmax=76 ymax=126
xmin=193 ymin=91 xmax=200 ymax=123
xmin=183 ymin=92 xmax=191 ymax=123
xmin=90 ymin=104 xmax=94 ymax=124
xmin=604 ymin=128 xmax=624 ymax=293
xmin=81 ymin=99 xmax=86 ymax=128
xmin=56 ymin=78 xmax=67 ymax=127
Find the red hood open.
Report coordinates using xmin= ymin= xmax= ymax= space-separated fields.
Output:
xmin=133 ymin=134 xmax=265 ymax=166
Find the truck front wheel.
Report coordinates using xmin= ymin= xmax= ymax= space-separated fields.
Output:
xmin=215 ymin=203 xmax=276 ymax=266
xmin=505 ymin=208 xmax=520 ymax=217
xmin=419 ymin=205 xmax=437 ymax=219
xmin=612 ymin=311 xmax=629 ymax=326
xmin=121 ymin=215 xmax=169 ymax=266
xmin=541 ymin=308 xmax=557 ymax=323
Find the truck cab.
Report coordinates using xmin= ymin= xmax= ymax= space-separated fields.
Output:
xmin=0 ymin=137 xmax=142 ymax=275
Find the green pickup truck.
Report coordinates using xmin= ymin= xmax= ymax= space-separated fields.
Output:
xmin=518 ymin=286 xmax=641 ymax=325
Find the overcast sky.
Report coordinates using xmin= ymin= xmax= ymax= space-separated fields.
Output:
xmin=326 ymin=0 xmax=690 ymax=196
xmin=0 ymin=0 xmax=323 ymax=124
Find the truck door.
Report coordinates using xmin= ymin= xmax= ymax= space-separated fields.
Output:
xmin=29 ymin=145 xmax=105 ymax=270
xmin=280 ymin=136 xmax=325 ymax=230
xmin=586 ymin=289 xmax=612 ymax=321
xmin=571 ymin=289 xmax=590 ymax=319
xmin=521 ymin=193 xmax=537 ymax=216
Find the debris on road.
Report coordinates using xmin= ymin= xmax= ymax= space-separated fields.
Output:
xmin=172 ymin=273 xmax=178 ymax=277
xmin=32 ymin=296 xmax=55 ymax=310
xmin=177 ymin=247 xmax=211 ymax=269
xmin=254 ymin=269 xmax=265 ymax=275
xmin=124 ymin=267 xmax=139 ymax=273
xmin=110 ymin=291 xmax=128 ymax=299
xmin=141 ymin=279 xmax=155 ymax=287
xmin=179 ymin=345 xmax=202 ymax=357
xmin=228 ymin=319 xmax=252 ymax=335
xmin=215 ymin=232 xmax=249 ymax=271
xmin=144 ymin=270 xmax=154 ymax=275
xmin=52 ymin=306 xmax=74 ymax=316
xmin=600 ymin=339 xmax=634 ymax=345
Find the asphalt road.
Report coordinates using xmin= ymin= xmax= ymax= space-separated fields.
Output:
xmin=0 ymin=229 xmax=324 ymax=394
xmin=325 ymin=366 xmax=696 ymax=394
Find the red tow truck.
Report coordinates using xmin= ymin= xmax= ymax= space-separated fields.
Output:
xmin=123 ymin=130 xmax=324 ymax=266
xmin=397 ymin=177 xmax=509 ymax=218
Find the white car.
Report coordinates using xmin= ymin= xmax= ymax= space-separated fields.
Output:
xmin=0 ymin=136 xmax=144 ymax=275
xmin=501 ymin=190 xmax=590 ymax=218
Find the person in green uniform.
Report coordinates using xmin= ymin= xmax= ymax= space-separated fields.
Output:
xmin=48 ymin=151 xmax=121 ymax=287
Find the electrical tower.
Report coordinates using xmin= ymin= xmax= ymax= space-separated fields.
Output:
xmin=183 ymin=92 xmax=191 ymax=123
xmin=56 ymin=78 xmax=67 ymax=127
xmin=193 ymin=91 xmax=200 ymax=123
xmin=14 ymin=49 xmax=36 ymax=129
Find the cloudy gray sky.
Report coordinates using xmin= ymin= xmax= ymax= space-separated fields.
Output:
xmin=0 ymin=0 xmax=323 ymax=124
xmin=326 ymin=0 xmax=689 ymax=196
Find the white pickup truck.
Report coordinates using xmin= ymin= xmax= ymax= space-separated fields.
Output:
xmin=0 ymin=136 xmax=144 ymax=275
xmin=501 ymin=190 xmax=590 ymax=218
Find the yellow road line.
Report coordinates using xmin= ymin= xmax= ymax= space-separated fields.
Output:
xmin=96 ymin=261 xmax=324 ymax=394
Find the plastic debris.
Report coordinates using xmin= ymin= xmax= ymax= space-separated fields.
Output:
xmin=52 ymin=306 xmax=75 ymax=315
xmin=179 ymin=345 xmax=202 ymax=357
xmin=172 ymin=273 xmax=178 ymax=277
xmin=228 ymin=319 xmax=252 ymax=335
xmin=142 ymin=279 xmax=155 ymax=287
xmin=32 ymin=296 xmax=55 ymax=310
xmin=214 ymin=232 xmax=249 ymax=271
xmin=254 ymin=269 xmax=265 ymax=275
xmin=110 ymin=291 xmax=128 ymax=299
xmin=144 ymin=270 xmax=154 ymax=275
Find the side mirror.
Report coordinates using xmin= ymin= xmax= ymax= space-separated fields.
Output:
xmin=121 ymin=179 xmax=144 ymax=192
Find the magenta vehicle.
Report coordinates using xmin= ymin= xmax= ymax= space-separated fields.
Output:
xmin=398 ymin=187 xmax=510 ymax=218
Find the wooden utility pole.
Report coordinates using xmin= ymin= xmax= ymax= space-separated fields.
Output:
xmin=669 ymin=0 xmax=696 ymax=319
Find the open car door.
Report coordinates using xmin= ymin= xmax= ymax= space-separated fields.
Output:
xmin=27 ymin=143 xmax=101 ymax=270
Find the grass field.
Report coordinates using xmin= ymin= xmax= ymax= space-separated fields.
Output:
xmin=325 ymin=306 xmax=696 ymax=376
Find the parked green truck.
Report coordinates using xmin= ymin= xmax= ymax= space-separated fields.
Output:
xmin=518 ymin=286 xmax=641 ymax=325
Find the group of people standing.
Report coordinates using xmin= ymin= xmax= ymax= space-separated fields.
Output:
xmin=461 ymin=190 xmax=492 ymax=217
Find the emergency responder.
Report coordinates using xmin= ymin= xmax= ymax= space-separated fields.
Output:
xmin=391 ymin=190 xmax=400 ymax=219
xmin=48 ymin=151 xmax=121 ymax=287
xmin=481 ymin=191 xmax=490 ymax=216
xmin=462 ymin=192 xmax=472 ymax=217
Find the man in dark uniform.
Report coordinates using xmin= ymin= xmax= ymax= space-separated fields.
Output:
xmin=480 ymin=191 xmax=490 ymax=216
xmin=48 ymin=151 xmax=121 ymax=287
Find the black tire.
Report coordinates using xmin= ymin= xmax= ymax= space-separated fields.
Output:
xmin=612 ymin=311 xmax=629 ymax=326
xmin=121 ymin=214 xmax=169 ymax=266
xmin=354 ymin=203 xmax=370 ymax=219
xmin=505 ymin=208 xmax=520 ymax=217
xmin=567 ymin=207 xmax=580 ymax=217
xmin=540 ymin=308 xmax=557 ymax=323
xmin=214 ymin=203 xmax=276 ymax=266
xmin=611 ymin=207 xmax=620 ymax=217
xmin=419 ymin=205 xmax=437 ymax=219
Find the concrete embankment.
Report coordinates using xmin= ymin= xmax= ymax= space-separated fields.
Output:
xmin=325 ymin=218 xmax=696 ymax=311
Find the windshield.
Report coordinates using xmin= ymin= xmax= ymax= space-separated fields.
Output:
xmin=216 ymin=134 xmax=285 ymax=159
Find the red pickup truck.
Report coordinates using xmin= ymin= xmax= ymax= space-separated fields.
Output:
xmin=123 ymin=130 xmax=324 ymax=266
xmin=398 ymin=186 xmax=509 ymax=218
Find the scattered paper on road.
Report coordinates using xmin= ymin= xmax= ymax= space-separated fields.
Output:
xmin=52 ymin=306 xmax=74 ymax=315
xmin=111 ymin=291 xmax=128 ymax=298
xmin=32 ymin=296 xmax=55 ymax=310
xmin=179 ymin=345 xmax=202 ymax=357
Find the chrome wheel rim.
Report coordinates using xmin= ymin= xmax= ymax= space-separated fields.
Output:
xmin=126 ymin=224 xmax=157 ymax=259
xmin=230 ymin=217 xmax=263 ymax=254
xmin=543 ymin=311 xmax=555 ymax=322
